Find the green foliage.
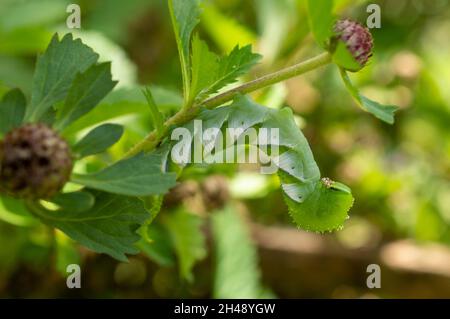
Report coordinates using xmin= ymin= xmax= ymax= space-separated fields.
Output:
xmin=137 ymin=223 xmax=176 ymax=267
xmin=0 ymin=0 xmax=446 ymax=300
xmin=0 ymin=0 xmax=424 ymax=289
xmin=72 ymin=123 xmax=124 ymax=158
xmin=190 ymin=35 xmax=262 ymax=102
xmin=332 ymin=41 xmax=362 ymax=72
xmin=0 ymin=88 xmax=26 ymax=135
xmin=282 ymin=176 xmax=354 ymax=232
xmin=190 ymin=34 xmax=219 ymax=101
xmin=0 ymin=30 xmax=181 ymax=262
xmin=340 ymin=69 xmax=398 ymax=124
xmin=305 ymin=0 xmax=398 ymax=123
xmin=306 ymin=0 xmax=334 ymax=49
xmin=173 ymin=94 xmax=353 ymax=232
xmin=142 ymin=87 xmax=165 ymax=135
xmin=28 ymin=190 xmax=149 ymax=261
xmin=54 ymin=62 xmax=118 ymax=130
xmin=62 ymin=86 xmax=182 ymax=137
xmin=25 ymin=33 xmax=99 ymax=122
xmin=212 ymin=207 xmax=272 ymax=299
xmin=163 ymin=210 xmax=207 ymax=282
xmin=168 ymin=0 xmax=202 ymax=97
xmin=71 ymin=154 xmax=177 ymax=197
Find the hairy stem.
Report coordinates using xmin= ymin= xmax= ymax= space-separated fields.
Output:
xmin=125 ymin=52 xmax=332 ymax=157
xmin=203 ymin=52 xmax=332 ymax=109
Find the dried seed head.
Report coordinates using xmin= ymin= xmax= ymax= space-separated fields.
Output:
xmin=0 ymin=123 xmax=73 ymax=199
xmin=334 ymin=19 xmax=374 ymax=70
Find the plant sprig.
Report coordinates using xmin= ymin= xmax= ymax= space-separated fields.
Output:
xmin=0 ymin=0 xmax=399 ymax=262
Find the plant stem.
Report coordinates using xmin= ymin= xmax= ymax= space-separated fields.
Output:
xmin=124 ymin=52 xmax=332 ymax=157
xmin=203 ymin=52 xmax=332 ymax=109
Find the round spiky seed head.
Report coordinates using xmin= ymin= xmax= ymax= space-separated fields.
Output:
xmin=334 ymin=19 xmax=374 ymax=70
xmin=0 ymin=123 xmax=73 ymax=199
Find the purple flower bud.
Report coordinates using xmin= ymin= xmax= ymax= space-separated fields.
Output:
xmin=334 ymin=19 xmax=374 ymax=70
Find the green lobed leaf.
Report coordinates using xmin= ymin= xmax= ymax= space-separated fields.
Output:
xmin=55 ymin=62 xmax=118 ymax=130
xmin=340 ymin=68 xmax=398 ymax=124
xmin=0 ymin=88 xmax=26 ymax=135
xmin=71 ymin=153 xmax=177 ymax=197
xmin=189 ymin=34 xmax=219 ymax=101
xmin=28 ymin=190 xmax=149 ymax=261
xmin=306 ymin=0 xmax=335 ymax=49
xmin=72 ymin=123 xmax=124 ymax=158
xmin=212 ymin=207 xmax=273 ymax=299
xmin=168 ymin=0 xmax=202 ymax=97
xmin=191 ymin=36 xmax=261 ymax=102
xmin=25 ymin=33 xmax=99 ymax=122
xmin=163 ymin=210 xmax=207 ymax=282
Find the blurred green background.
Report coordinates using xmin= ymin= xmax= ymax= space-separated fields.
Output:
xmin=0 ymin=0 xmax=449 ymax=298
